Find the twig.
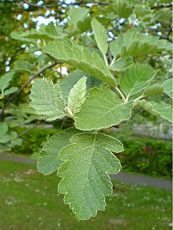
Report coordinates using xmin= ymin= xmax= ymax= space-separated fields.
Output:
xmin=22 ymin=0 xmax=109 ymax=9
xmin=159 ymin=35 xmax=172 ymax=43
xmin=151 ymin=3 xmax=173 ymax=9
xmin=22 ymin=0 xmax=58 ymax=9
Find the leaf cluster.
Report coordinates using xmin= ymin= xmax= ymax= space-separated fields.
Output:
xmin=0 ymin=1 xmax=172 ymax=221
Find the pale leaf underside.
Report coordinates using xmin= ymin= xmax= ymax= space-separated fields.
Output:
xmin=29 ymin=79 xmax=66 ymax=121
xmin=67 ymin=76 xmax=87 ymax=115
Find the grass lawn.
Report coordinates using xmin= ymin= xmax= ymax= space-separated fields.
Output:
xmin=0 ymin=160 xmax=172 ymax=230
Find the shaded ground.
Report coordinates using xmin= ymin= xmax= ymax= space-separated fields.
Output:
xmin=0 ymin=160 xmax=172 ymax=230
xmin=0 ymin=153 xmax=172 ymax=191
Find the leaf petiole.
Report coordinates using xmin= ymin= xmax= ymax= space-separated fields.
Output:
xmin=115 ymin=87 xmax=126 ymax=103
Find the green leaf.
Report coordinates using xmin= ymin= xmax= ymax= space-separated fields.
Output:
xmin=162 ymin=79 xmax=173 ymax=99
xmin=119 ymin=64 xmax=155 ymax=100
xmin=11 ymin=23 xmax=66 ymax=43
xmin=109 ymin=56 xmax=133 ymax=72
xmin=11 ymin=31 xmax=38 ymax=44
xmin=43 ymin=39 xmax=116 ymax=86
xmin=0 ymin=71 xmax=15 ymax=95
xmin=77 ymin=16 xmax=91 ymax=33
xmin=143 ymin=84 xmax=163 ymax=97
xmin=0 ymin=123 xmax=10 ymax=144
xmin=59 ymin=71 xmax=83 ymax=101
xmin=57 ymin=133 xmax=122 ymax=220
xmin=29 ymin=79 xmax=66 ymax=121
xmin=59 ymin=70 xmax=101 ymax=101
xmin=91 ymin=18 xmax=108 ymax=56
xmin=0 ymin=123 xmax=8 ymax=138
xmin=75 ymin=88 xmax=132 ymax=131
xmin=0 ymin=135 xmax=11 ymax=144
xmin=3 ymin=87 xmax=18 ymax=96
xmin=37 ymin=130 xmax=79 ymax=176
xmin=110 ymin=28 xmax=170 ymax=58
xmin=134 ymin=4 xmax=153 ymax=19
xmin=13 ymin=60 xmax=35 ymax=73
xmin=66 ymin=76 xmax=87 ymax=116
xmin=112 ymin=0 xmax=133 ymax=18
xmin=44 ymin=22 xmax=66 ymax=39
xmin=68 ymin=6 xmax=89 ymax=26
xmin=138 ymin=100 xmax=172 ymax=123
xmin=9 ymin=131 xmax=22 ymax=147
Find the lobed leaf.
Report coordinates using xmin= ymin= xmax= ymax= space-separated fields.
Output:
xmin=112 ymin=0 xmax=133 ymax=18
xmin=43 ymin=39 xmax=116 ymax=86
xmin=57 ymin=133 xmax=122 ymax=220
xmin=37 ymin=130 xmax=79 ymax=175
xmin=110 ymin=28 xmax=170 ymax=58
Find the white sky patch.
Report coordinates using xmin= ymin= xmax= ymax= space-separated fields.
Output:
xmin=16 ymin=14 xmax=22 ymax=20
xmin=34 ymin=51 xmax=42 ymax=56
xmin=45 ymin=10 xmax=51 ymax=17
xmin=5 ymin=66 xmax=10 ymax=72
xmin=21 ymin=44 xmax=26 ymax=48
xmin=23 ymin=3 xmax=29 ymax=9
xmin=119 ymin=18 xmax=126 ymax=24
xmin=51 ymin=10 xmax=56 ymax=14
xmin=61 ymin=0 xmax=75 ymax=3
xmin=57 ymin=67 xmax=68 ymax=75
xmin=32 ymin=16 xmax=57 ymax=29
xmin=86 ymin=3 xmax=93 ymax=7
xmin=59 ymin=18 xmax=68 ymax=26
xmin=24 ymin=23 xmax=29 ymax=29
xmin=108 ymin=31 xmax=114 ymax=41
xmin=37 ymin=1 xmax=44 ymax=6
